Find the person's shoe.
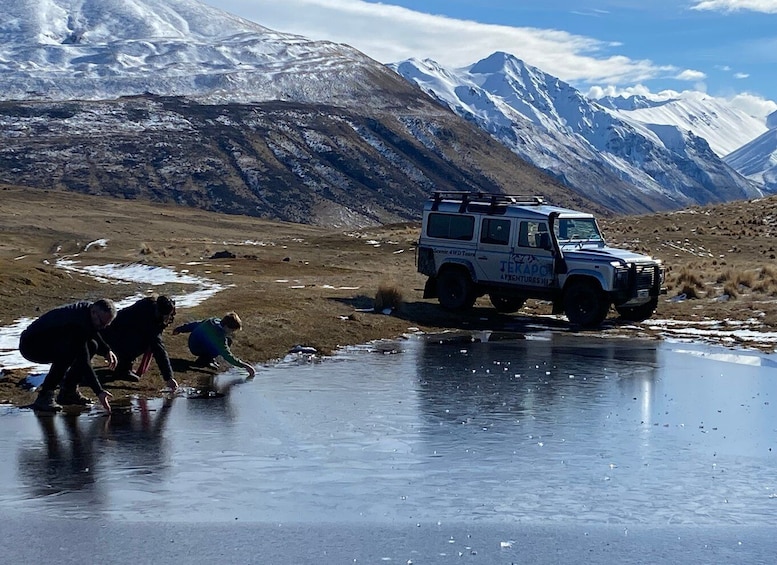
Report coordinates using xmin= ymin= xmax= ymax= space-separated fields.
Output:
xmin=194 ymin=357 xmax=219 ymax=370
xmin=97 ymin=369 xmax=141 ymax=384
xmin=56 ymin=388 xmax=93 ymax=406
xmin=31 ymin=390 xmax=62 ymax=412
xmin=114 ymin=370 xmax=141 ymax=383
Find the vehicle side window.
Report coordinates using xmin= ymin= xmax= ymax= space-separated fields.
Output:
xmin=427 ymin=213 xmax=475 ymax=241
xmin=517 ymin=221 xmax=550 ymax=248
xmin=480 ymin=218 xmax=510 ymax=246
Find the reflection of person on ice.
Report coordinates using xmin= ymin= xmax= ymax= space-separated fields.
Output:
xmin=101 ymin=295 xmax=179 ymax=391
xmin=173 ymin=312 xmax=255 ymax=378
xmin=19 ymin=299 xmax=118 ymax=413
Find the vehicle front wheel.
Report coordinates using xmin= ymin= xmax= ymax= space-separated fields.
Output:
xmin=616 ymin=297 xmax=658 ymax=322
xmin=436 ymin=269 xmax=475 ymax=311
xmin=563 ymin=279 xmax=609 ymax=328
xmin=489 ymin=293 xmax=525 ymax=313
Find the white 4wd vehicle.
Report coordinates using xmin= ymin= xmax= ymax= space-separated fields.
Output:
xmin=416 ymin=191 xmax=665 ymax=328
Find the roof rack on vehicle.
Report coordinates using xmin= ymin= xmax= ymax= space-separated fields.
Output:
xmin=429 ymin=191 xmax=545 ymax=212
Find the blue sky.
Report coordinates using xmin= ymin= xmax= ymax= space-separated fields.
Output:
xmin=210 ymin=0 xmax=777 ymax=111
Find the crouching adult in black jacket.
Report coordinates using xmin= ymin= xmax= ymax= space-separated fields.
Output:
xmin=19 ymin=298 xmax=118 ymax=413
xmin=100 ymin=295 xmax=178 ymax=391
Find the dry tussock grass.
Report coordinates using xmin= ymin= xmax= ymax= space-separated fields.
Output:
xmin=722 ymin=281 xmax=739 ymax=298
xmin=666 ymin=264 xmax=777 ymax=301
xmin=374 ymin=284 xmax=404 ymax=313
xmin=671 ymin=267 xmax=706 ymax=292
xmin=605 ymin=197 xmax=777 ymax=308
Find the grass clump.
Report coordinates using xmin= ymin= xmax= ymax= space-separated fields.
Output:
xmin=374 ymin=284 xmax=403 ymax=313
xmin=670 ymin=267 xmax=706 ymax=297
xmin=722 ymin=281 xmax=739 ymax=299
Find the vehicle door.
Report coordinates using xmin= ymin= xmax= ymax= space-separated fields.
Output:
xmin=503 ymin=220 xmax=556 ymax=288
xmin=474 ymin=216 xmax=514 ymax=282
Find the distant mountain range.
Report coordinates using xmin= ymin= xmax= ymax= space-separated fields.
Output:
xmin=391 ymin=52 xmax=775 ymax=208
xmin=603 ymin=95 xmax=777 ymax=195
xmin=597 ymin=92 xmax=770 ymax=158
xmin=1 ymin=0 xmax=775 ymax=225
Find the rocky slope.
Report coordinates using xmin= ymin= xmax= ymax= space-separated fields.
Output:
xmin=0 ymin=95 xmax=599 ymax=227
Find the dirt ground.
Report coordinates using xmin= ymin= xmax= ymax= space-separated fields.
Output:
xmin=2 ymin=185 xmax=777 ymax=408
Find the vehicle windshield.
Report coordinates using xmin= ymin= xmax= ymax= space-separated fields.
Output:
xmin=554 ymin=217 xmax=604 ymax=244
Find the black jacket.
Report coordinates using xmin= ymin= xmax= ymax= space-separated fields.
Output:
xmin=102 ymin=297 xmax=174 ymax=381
xmin=20 ymin=301 xmax=111 ymax=394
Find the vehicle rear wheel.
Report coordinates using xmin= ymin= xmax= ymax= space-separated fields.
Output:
xmin=488 ymin=293 xmax=525 ymax=313
xmin=616 ymin=297 xmax=658 ymax=322
xmin=563 ymin=279 xmax=609 ymax=328
xmin=437 ymin=269 xmax=475 ymax=311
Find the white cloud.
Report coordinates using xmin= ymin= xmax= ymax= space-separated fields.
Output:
xmin=734 ymin=72 xmax=750 ymax=79
xmin=676 ymin=69 xmax=707 ymax=81
xmin=726 ymin=92 xmax=777 ymax=118
xmin=210 ymin=0 xmax=674 ymax=85
xmin=691 ymin=0 xmax=777 ymax=13
xmin=587 ymin=83 xmax=682 ymax=100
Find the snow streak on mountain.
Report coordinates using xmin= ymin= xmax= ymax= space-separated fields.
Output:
xmin=392 ymin=52 xmax=766 ymax=211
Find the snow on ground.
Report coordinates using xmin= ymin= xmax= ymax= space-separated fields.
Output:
xmin=645 ymin=318 xmax=777 ymax=348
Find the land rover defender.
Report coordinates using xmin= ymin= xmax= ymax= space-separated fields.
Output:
xmin=416 ymin=191 xmax=665 ymax=327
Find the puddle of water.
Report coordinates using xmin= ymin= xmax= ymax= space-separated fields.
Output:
xmin=0 ymin=332 xmax=775 ymax=526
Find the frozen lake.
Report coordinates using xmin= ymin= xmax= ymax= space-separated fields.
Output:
xmin=1 ymin=331 xmax=776 ymax=563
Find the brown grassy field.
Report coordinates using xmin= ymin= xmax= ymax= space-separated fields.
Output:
xmin=2 ymin=185 xmax=776 ymax=408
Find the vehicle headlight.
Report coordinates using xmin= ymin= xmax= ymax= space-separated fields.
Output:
xmin=613 ymin=266 xmax=630 ymax=288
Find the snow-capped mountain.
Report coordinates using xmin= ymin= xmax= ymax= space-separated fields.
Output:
xmin=768 ymin=109 xmax=777 ymax=130
xmin=725 ymin=129 xmax=777 ymax=192
xmin=0 ymin=0 xmax=591 ymax=227
xmin=0 ymin=0 xmax=403 ymax=108
xmin=598 ymin=92 xmax=770 ymax=158
xmin=723 ymin=109 xmax=777 ymax=192
xmin=392 ymin=52 xmax=765 ymax=211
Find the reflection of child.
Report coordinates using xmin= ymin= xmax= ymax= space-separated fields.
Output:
xmin=172 ymin=312 xmax=255 ymax=378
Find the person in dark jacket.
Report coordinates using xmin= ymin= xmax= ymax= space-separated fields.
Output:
xmin=172 ymin=312 xmax=255 ymax=378
xmin=100 ymin=295 xmax=179 ymax=391
xmin=19 ymin=299 xmax=118 ymax=413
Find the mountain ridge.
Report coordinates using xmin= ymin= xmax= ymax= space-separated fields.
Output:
xmin=1 ymin=94 xmax=600 ymax=226
xmin=391 ymin=53 xmax=766 ymax=212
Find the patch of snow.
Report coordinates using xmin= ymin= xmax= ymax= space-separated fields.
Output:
xmin=84 ymin=238 xmax=109 ymax=251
